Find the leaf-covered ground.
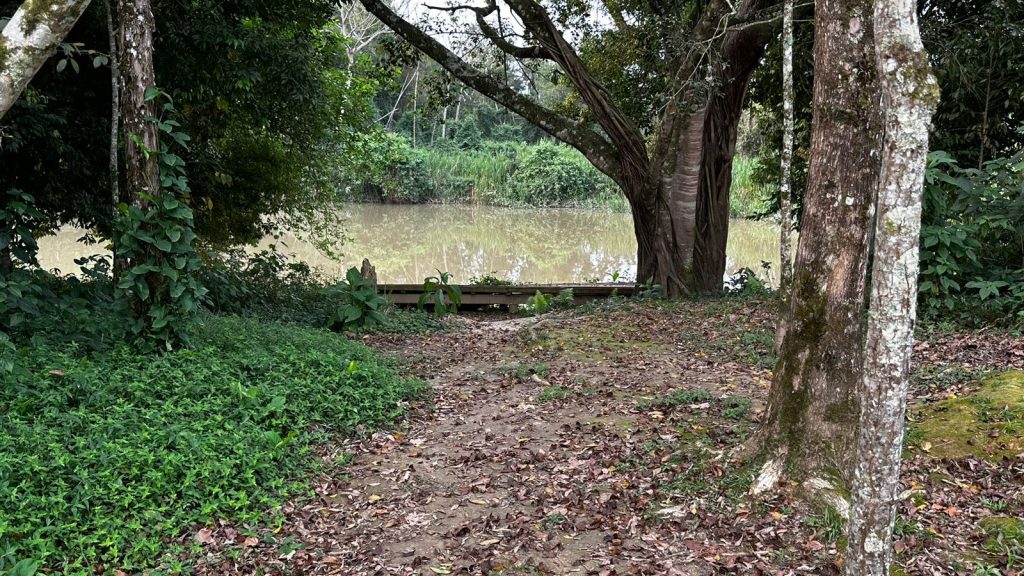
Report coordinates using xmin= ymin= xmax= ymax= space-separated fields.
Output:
xmin=184 ymin=298 xmax=1024 ymax=575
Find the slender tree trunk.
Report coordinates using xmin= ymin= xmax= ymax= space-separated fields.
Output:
xmin=0 ymin=0 xmax=94 ymax=119
xmin=412 ymin=64 xmax=418 ymax=147
xmin=118 ymin=0 xmax=159 ymax=205
xmin=751 ymin=0 xmax=881 ymax=501
xmin=778 ymin=0 xmax=795 ymax=293
xmin=844 ymin=2 xmax=938 ymax=573
xmin=105 ymin=0 xmax=125 ymax=283
xmin=105 ymin=0 xmax=120 ymax=207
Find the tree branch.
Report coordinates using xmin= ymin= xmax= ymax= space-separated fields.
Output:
xmin=502 ymin=0 xmax=649 ymax=179
xmin=357 ymin=0 xmax=622 ymax=180
xmin=1 ymin=0 xmax=95 ymax=119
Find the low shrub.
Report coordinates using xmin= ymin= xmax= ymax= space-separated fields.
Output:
xmin=0 ymin=316 xmax=426 ymax=574
xmin=918 ymin=151 xmax=1024 ymax=325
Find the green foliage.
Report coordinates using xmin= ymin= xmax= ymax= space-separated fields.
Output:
xmin=919 ymin=151 xmax=1024 ymax=324
xmin=510 ymin=142 xmax=619 ymax=207
xmin=0 ymin=315 xmax=425 ymax=574
xmin=324 ymin=267 xmax=388 ymax=331
xmin=0 ymin=0 xmax=374 ymax=250
xmin=537 ymin=386 xmax=572 ymax=402
xmin=724 ymin=263 xmax=774 ymax=295
xmin=418 ymin=270 xmax=461 ymax=316
xmin=337 ymin=137 xmax=627 ymax=210
xmin=522 ymin=288 xmax=575 ymax=316
xmin=113 ymin=91 xmax=206 ymax=349
xmin=0 ymin=190 xmax=46 ymax=335
xmin=729 ymin=156 xmax=776 ymax=218
xmin=200 ymin=246 xmax=327 ymax=325
xmin=469 ymin=274 xmax=514 ymax=286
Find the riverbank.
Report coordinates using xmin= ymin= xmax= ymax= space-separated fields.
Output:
xmin=335 ymin=139 xmax=774 ymax=218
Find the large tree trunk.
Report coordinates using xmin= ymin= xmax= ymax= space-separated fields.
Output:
xmin=751 ymin=0 xmax=881 ymax=501
xmin=0 ymin=0 xmax=94 ymax=119
xmin=117 ymin=0 xmax=159 ymax=204
xmin=844 ymin=2 xmax=937 ymax=573
xmin=693 ymin=15 xmax=772 ymax=293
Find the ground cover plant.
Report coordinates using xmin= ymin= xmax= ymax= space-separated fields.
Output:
xmin=0 ymin=315 xmax=425 ymax=574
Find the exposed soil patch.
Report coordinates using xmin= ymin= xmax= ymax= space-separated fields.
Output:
xmin=185 ymin=298 xmax=1024 ymax=576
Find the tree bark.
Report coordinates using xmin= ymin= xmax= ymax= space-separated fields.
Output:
xmin=751 ymin=0 xmax=881 ymax=501
xmin=844 ymin=1 xmax=938 ymax=573
xmin=694 ymin=7 xmax=773 ymax=293
xmin=0 ymin=0 xmax=94 ymax=119
xmin=117 ymin=0 xmax=159 ymax=205
xmin=778 ymin=0 xmax=795 ymax=293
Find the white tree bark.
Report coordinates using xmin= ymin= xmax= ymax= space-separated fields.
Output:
xmin=844 ymin=0 xmax=938 ymax=573
xmin=778 ymin=0 xmax=795 ymax=293
xmin=0 ymin=0 xmax=94 ymax=119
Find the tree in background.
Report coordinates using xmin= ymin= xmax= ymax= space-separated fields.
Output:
xmin=358 ymin=0 xmax=779 ymax=296
xmin=845 ymin=0 xmax=937 ymax=572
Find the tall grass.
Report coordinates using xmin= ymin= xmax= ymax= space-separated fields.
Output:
xmin=731 ymin=156 xmax=776 ymax=218
xmin=417 ymin=145 xmax=519 ymax=203
xmin=412 ymin=141 xmax=627 ymax=210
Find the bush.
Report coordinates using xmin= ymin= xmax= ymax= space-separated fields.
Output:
xmin=0 ymin=315 xmax=425 ymax=573
xmin=918 ymin=151 xmax=1024 ymax=324
xmin=510 ymin=142 xmax=619 ymax=207
xmin=323 ymin=267 xmax=388 ymax=330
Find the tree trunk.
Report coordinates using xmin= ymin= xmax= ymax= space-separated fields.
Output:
xmin=118 ymin=0 xmax=159 ymax=205
xmin=751 ymin=0 xmax=881 ymax=501
xmin=693 ymin=17 xmax=771 ymax=293
xmin=105 ymin=0 xmax=125 ymax=283
xmin=778 ymin=0 xmax=795 ymax=293
xmin=0 ymin=0 xmax=94 ymax=119
xmin=844 ymin=2 xmax=937 ymax=573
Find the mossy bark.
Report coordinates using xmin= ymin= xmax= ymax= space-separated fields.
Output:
xmin=844 ymin=1 xmax=937 ymax=572
xmin=1 ymin=0 xmax=94 ymax=119
xmin=751 ymin=0 xmax=881 ymax=497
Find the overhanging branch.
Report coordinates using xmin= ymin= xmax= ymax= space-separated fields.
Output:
xmin=358 ymin=0 xmax=622 ymax=180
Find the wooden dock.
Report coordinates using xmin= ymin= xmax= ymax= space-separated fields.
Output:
xmin=378 ymin=283 xmax=638 ymax=307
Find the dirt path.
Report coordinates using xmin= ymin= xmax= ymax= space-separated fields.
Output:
xmin=190 ymin=300 xmax=1024 ymax=576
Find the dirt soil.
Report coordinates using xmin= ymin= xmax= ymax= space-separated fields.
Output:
xmin=188 ymin=298 xmax=1024 ymax=576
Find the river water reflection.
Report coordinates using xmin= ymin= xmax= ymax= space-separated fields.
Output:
xmin=38 ymin=203 xmax=785 ymax=285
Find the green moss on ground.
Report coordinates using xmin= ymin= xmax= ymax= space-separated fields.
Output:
xmin=979 ymin=516 xmax=1024 ymax=553
xmin=910 ymin=371 xmax=1024 ymax=461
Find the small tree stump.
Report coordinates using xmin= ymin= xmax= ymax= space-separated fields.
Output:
xmin=360 ymin=258 xmax=378 ymax=291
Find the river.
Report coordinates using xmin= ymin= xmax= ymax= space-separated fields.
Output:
xmin=37 ymin=203 xmax=785 ymax=285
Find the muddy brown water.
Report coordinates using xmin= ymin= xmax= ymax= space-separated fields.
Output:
xmin=37 ymin=203 xmax=787 ymax=285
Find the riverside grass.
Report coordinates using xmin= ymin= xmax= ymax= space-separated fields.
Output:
xmin=417 ymin=144 xmax=768 ymax=217
xmin=0 ymin=315 xmax=425 ymax=574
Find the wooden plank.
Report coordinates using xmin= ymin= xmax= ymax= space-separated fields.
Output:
xmin=378 ymin=282 xmax=638 ymax=307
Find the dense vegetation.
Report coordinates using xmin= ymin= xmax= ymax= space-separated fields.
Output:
xmin=1 ymin=316 xmax=424 ymax=572
xmin=0 ymin=0 xmax=1022 ymax=574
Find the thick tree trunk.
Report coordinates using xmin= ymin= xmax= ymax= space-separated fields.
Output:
xmin=751 ymin=0 xmax=881 ymax=500
xmin=844 ymin=2 xmax=938 ymax=574
xmin=117 ymin=0 xmax=159 ymax=204
xmin=0 ymin=0 xmax=94 ymax=119
xmin=693 ymin=19 xmax=770 ymax=293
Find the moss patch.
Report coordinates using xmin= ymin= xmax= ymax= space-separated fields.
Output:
xmin=910 ymin=371 xmax=1024 ymax=461
xmin=979 ymin=516 xmax=1024 ymax=554
xmin=531 ymin=324 xmax=666 ymax=361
